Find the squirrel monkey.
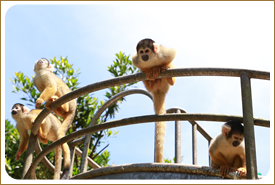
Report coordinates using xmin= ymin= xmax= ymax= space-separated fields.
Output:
xmin=209 ymin=120 xmax=247 ymax=178
xmin=33 ymin=58 xmax=76 ymax=179
xmin=33 ymin=59 xmax=76 ymax=140
xmin=11 ymin=103 xmax=70 ymax=179
xmin=132 ymin=38 xmax=176 ymax=162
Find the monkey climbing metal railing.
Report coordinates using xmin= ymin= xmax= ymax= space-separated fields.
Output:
xmin=21 ymin=68 xmax=270 ymax=180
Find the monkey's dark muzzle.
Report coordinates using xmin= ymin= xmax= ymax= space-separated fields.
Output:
xmin=11 ymin=110 xmax=17 ymax=115
xmin=37 ymin=60 xmax=43 ymax=64
xmin=232 ymin=141 xmax=240 ymax=147
xmin=142 ymin=55 xmax=149 ymax=61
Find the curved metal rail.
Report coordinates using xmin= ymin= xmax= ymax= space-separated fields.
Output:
xmin=24 ymin=113 xmax=269 ymax=179
xmin=80 ymin=88 xmax=153 ymax=173
xmin=166 ymin=108 xmax=213 ymax=165
xmin=22 ymin=68 xmax=270 ymax=179
xmin=71 ymin=163 xmax=243 ymax=179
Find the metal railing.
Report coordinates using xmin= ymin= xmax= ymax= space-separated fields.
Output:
xmin=166 ymin=107 xmax=213 ymax=165
xmin=21 ymin=67 xmax=270 ymax=179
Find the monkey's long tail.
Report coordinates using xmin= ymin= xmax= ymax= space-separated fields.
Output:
xmin=60 ymin=143 xmax=70 ymax=179
xmin=53 ymin=146 xmax=62 ymax=179
xmin=152 ymin=91 xmax=167 ymax=163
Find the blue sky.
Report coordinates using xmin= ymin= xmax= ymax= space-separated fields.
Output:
xmin=2 ymin=1 xmax=273 ymax=182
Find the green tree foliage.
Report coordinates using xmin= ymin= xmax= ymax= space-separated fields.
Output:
xmin=164 ymin=156 xmax=183 ymax=163
xmin=5 ymin=119 xmax=24 ymax=179
xmin=6 ymin=54 xmax=138 ymax=179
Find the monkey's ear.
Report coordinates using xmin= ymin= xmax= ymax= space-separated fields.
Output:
xmin=22 ymin=106 xmax=30 ymax=113
xmin=153 ymin=43 xmax=160 ymax=53
xmin=48 ymin=64 xmax=55 ymax=72
xmin=222 ymin=124 xmax=231 ymax=137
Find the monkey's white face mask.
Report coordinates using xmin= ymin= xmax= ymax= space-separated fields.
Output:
xmin=11 ymin=104 xmax=30 ymax=119
xmin=33 ymin=58 xmax=54 ymax=73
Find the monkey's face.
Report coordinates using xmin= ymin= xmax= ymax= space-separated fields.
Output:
xmin=132 ymin=46 xmax=157 ymax=69
xmin=11 ymin=104 xmax=30 ymax=119
xmin=11 ymin=104 xmax=23 ymax=118
xmin=132 ymin=38 xmax=159 ymax=69
xmin=34 ymin=58 xmax=53 ymax=72
xmin=139 ymin=47 xmax=153 ymax=62
xmin=229 ymin=134 xmax=244 ymax=147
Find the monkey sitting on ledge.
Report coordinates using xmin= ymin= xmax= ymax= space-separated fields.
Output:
xmin=209 ymin=120 xmax=247 ymax=178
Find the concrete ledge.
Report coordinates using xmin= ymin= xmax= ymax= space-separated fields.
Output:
xmin=71 ymin=163 xmax=243 ymax=179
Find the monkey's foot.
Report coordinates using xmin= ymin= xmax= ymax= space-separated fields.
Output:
xmin=36 ymin=98 xmax=44 ymax=109
xmin=236 ymin=167 xmax=247 ymax=177
xmin=45 ymin=96 xmax=58 ymax=110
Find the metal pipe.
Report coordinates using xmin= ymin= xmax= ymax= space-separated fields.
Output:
xmin=208 ymin=141 xmax=211 ymax=166
xmin=75 ymin=147 xmax=101 ymax=169
xmin=69 ymin=146 xmax=76 ymax=178
xmin=23 ymin=113 xmax=269 ymax=179
xmin=240 ymin=72 xmax=258 ymax=179
xmin=192 ymin=123 xmax=197 ymax=165
xmin=80 ymin=89 xmax=153 ymax=172
xmin=30 ymin=68 xmax=270 ymax=141
xmin=71 ymin=163 xmax=243 ymax=179
xmin=70 ymin=137 xmax=85 ymax=147
xmin=22 ymin=68 xmax=269 ymax=178
xmin=175 ymin=109 xmax=181 ymax=163
xmin=167 ymin=108 xmax=213 ymax=141
xmin=21 ymin=133 xmax=37 ymax=179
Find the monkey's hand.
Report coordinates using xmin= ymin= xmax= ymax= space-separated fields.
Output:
xmin=161 ymin=65 xmax=170 ymax=72
xmin=145 ymin=66 xmax=166 ymax=80
xmin=219 ymin=165 xmax=231 ymax=177
xmin=36 ymin=98 xmax=44 ymax=109
xmin=144 ymin=67 xmax=161 ymax=80
xmin=236 ymin=167 xmax=247 ymax=177
xmin=45 ymin=96 xmax=58 ymax=110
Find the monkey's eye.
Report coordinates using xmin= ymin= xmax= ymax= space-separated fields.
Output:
xmin=140 ymin=50 xmax=144 ymax=54
xmin=145 ymin=49 xmax=150 ymax=53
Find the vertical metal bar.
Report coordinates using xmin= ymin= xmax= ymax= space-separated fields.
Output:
xmin=240 ymin=72 xmax=258 ymax=179
xmin=80 ymin=136 xmax=90 ymax=172
xmin=208 ymin=140 xmax=211 ymax=166
xmin=154 ymin=124 xmax=156 ymax=162
xmin=22 ymin=133 xmax=37 ymax=179
xmin=175 ymin=109 xmax=181 ymax=163
xmin=69 ymin=146 xmax=76 ymax=178
xmin=192 ymin=123 xmax=197 ymax=165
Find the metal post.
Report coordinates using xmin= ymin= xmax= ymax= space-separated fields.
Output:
xmin=192 ymin=123 xmax=197 ymax=165
xmin=208 ymin=140 xmax=211 ymax=166
xmin=69 ymin=146 xmax=76 ymax=178
xmin=175 ymin=109 xmax=181 ymax=163
xmin=240 ymin=72 xmax=258 ymax=179
xmin=22 ymin=133 xmax=37 ymax=179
